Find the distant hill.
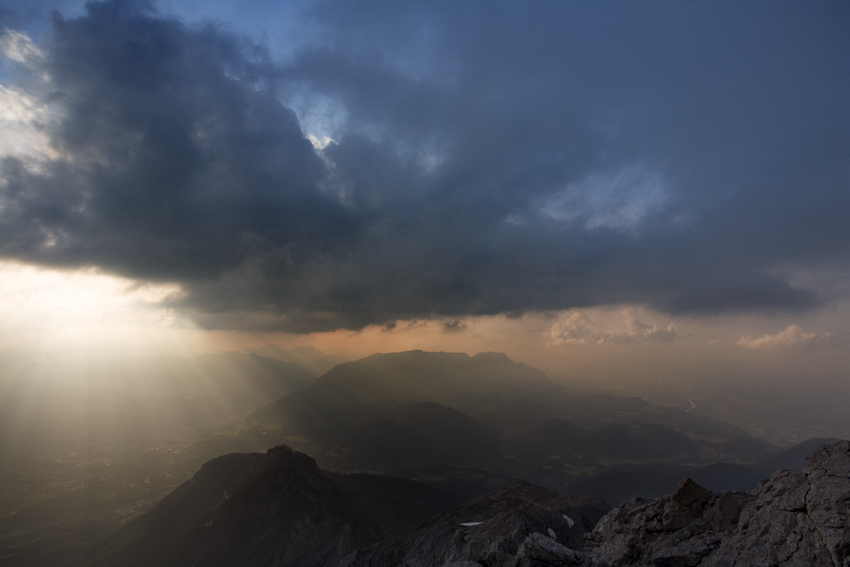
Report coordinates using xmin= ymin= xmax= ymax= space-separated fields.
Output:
xmin=252 ymin=350 xmax=762 ymax=474
xmin=522 ymin=419 xmax=701 ymax=460
xmin=257 ymin=350 xmax=756 ymax=439
xmin=251 ymin=350 xmax=564 ymax=468
xmin=560 ymin=436 xmax=838 ymax=505
xmin=334 ymin=401 xmax=507 ymax=470
xmin=291 ymin=350 xmax=558 ymax=415
xmin=254 ymin=350 xmax=600 ymax=433
xmin=242 ymin=344 xmax=350 ymax=376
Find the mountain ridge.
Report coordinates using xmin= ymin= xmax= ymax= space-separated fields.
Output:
xmin=82 ymin=440 xmax=850 ymax=567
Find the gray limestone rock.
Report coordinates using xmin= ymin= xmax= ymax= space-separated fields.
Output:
xmin=512 ymin=532 xmax=608 ymax=567
xmin=341 ymin=480 xmax=610 ymax=567
xmin=86 ymin=440 xmax=850 ymax=567
xmin=586 ymin=440 xmax=850 ymax=567
xmin=585 ymin=476 xmax=750 ymax=567
xmin=703 ymin=440 xmax=850 ymax=567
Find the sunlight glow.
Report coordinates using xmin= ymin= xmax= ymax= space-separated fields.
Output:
xmin=0 ymin=261 xmax=203 ymax=356
xmin=0 ymin=261 xmax=182 ymax=330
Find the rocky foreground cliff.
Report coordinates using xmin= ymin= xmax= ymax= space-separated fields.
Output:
xmin=83 ymin=440 xmax=850 ymax=567
xmin=340 ymin=481 xmax=610 ymax=567
xmin=585 ymin=439 xmax=850 ymax=567
xmin=341 ymin=441 xmax=850 ymax=567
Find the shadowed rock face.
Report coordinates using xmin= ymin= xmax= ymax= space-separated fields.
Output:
xmin=584 ymin=478 xmax=752 ymax=566
xmin=703 ymin=440 xmax=850 ymax=567
xmin=171 ymin=446 xmax=385 ymax=567
xmin=83 ymin=446 xmax=387 ymax=567
xmin=340 ymin=480 xmax=611 ymax=567
xmin=341 ymin=441 xmax=848 ymax=567
xmin=84 ymin=441 xmax=850 ymax=567
xmin=586 ymin=440 xmax=850 ymax=567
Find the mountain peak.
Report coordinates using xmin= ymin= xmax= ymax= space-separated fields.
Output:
xmin=471 ymin=351 xmax=512 ymax=361
xmin=86 ymin=444 xmax=385 ymax=567
xmin=261 ymin=444 xmax=320 ymax=471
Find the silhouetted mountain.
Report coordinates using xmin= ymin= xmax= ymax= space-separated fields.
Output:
xmin=252 ymin=351 xmax=760 ymax=474
xmin=81 ymin=452 xmax=267 ymax=567
xmin=4 ymin=350 xmax=820 ymax=567
xmin=242 ymin=344 xmax=350 ymax=376
xmin=264 ymin=351 xmax=556 ymax=419
xmin=251 ymin=351 xmax=555 ymax=469
xmin=5 ymin=348 xmax=835 ymax=567
xmin=82 ymin=445 xmax=472 ymax=567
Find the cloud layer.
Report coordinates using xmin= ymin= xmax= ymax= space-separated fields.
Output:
xmin=0 ymin=0 xmax=848 ymax=331
xmin=736 ymin=325 xmax=832 ymax=350
xmin=549 ymin=309 xmax=678 ymax=346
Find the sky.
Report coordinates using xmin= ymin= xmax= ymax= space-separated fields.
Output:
xmin=0 ymin=0 xmax=849 ymax=414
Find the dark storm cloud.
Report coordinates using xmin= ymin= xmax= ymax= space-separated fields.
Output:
xmin=0 ymin=0 xmax=848 ymax=331
xmin=1 ymin=1 xmax=356 ymax=279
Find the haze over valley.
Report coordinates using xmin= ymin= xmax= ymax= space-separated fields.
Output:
xmin=0 ymin=346 xmax=843 ymax=566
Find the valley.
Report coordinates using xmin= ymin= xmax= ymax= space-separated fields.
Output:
xmin=0 ymin=348 xmax=841 ymax=566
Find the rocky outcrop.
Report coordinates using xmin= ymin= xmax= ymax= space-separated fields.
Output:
xmin=339 ymin=480 xmax=610 ymax=567
xmin=84 ymin=441 xmax=850 ymax=567
xmin=703 ymin=440 xmax=850 ymax=566
xmin=171 ymin=445 xmax=385 ymax=567
xmin=584 ymin=478 xmax=751 ymax=566
xmin=586 ymin=440 xmax=850 ymax=567
xmin=85 ymin=446 xmax=387 ymax=567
